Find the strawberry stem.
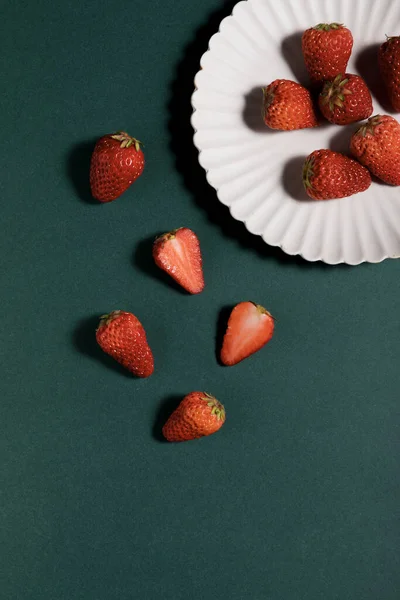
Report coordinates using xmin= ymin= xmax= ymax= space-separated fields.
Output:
xmin=302 ymin=156 xmax=315 ymax=190
xmin=355 ymin=115 xmax=383 ymax=137
xmin=313 ymin=22 xmax=344 ymax=31
xmin=320 ymin=74 xmax=351 ymax=112
xmin=262 ymin=85 xmax=275 ymax=110
xmin=98 ymin=310 xmax=122 ymax=329
xmin=262 ymin=85 xmax=276 ymax=122
xmin=111 ymin=131 xmax=143 ymax=151
xmin=251 ymin=302 xmax=273 ymax=319
xmin=155 ymin=228 xmax=181 ymax=243
xmin=203 ymin=393 xmax=225 ymax=421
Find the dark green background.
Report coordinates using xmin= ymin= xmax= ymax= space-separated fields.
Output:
xmin=1 ymin=1 xmax=399 ymax=598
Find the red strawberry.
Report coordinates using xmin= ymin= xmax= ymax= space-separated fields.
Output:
xmin=90 ymin=131 xmax=145 ymax=202
xmin=318 ymin=73 xmax=373 ymax=125
xmin=153 ymin=227 xmax=204 ymax=294
xmin=378 ymin=36 xmax=400 ymax=111
xmin=162 ymin=392 xmax=225 ymax=442
xmin=350 ymin=115 xmax=400 ymax=186
xmin=220 ymin=302 xmax=274 ymax=366
xmin=96 ymin=310 xmax=154 ymax=377
xmin=302 ymin=23 xmax=353 ymax=84
xmin=262 ymin=79 xmax=318 ymax=131
xmin=303 ymin=150 xmax=371 ymax=200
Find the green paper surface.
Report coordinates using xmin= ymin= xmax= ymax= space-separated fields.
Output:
xmin=1 ymin=1 xmax=399 ymax=598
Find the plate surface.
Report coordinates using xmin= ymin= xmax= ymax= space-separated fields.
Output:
xmin=191 ymin=0 xmax=400 ymax=264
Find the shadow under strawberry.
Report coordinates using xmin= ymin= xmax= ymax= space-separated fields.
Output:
xmin=167 ymin=0 xmax=313 ymax=269
xmin=152 ymin=395 xmax=182 ymax=442
xmin=72 ymin=315 xmax=133 ymax=378
xmin=242 ymin=87 xmax=281 ymax=133
xmin=281 ymin=155 xmax=310 ymax=201
xmin=215 ymin=305 xmax=233 ymax=366
xmin=329 ymin=127 xmax=387 ymax=186
xmin=329 ymin=125 xmax=358 ymax=154
xmin=67 ymin=139 xmax=98 ymax=204
xmin=133 ymin=235 xmax=190 ymax=294
xmin=281 ymin=30 xmax=310 ymax=87
xmin=355 ymin=44 xmax=396 ymax=114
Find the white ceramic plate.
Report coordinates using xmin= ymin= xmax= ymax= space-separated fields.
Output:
xmin=191 ymin=0 xmax=400 ymax=264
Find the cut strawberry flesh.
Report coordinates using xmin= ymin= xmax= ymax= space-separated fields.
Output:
xmin=221 ymin=302 xmax=274 ymax=366
xmin=153 ymin=228 xmax=204 ymax=294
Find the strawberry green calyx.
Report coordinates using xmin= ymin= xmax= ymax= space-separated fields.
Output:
xmin=385 ymin=35 xmax=400 ymax=41
xmin=111 ymin=131 xmax=143 ymax=151
xmin=320 ymin=74 xmax=352 ymax=111
xmin=203 ymin=393 xmax=225 ymax=421
xmin=262 ymin=86 xmax=275 ymax=111
xmin=262 ymin=85 xmax=277 ymax=122
xmin=313 ymin=22 xmax=344 ymax=31
xmin=302 ymin=156 xmax=315 ymax=190
xmin=98 ymin=310 xmax=122 ymax=329
xmin=252 ymin=302 xmax=273 ymax=319
xmin=355 ymin=115 xmax=383 ymax=137
xmin=155 ymin=228 xmax=181 ymax=243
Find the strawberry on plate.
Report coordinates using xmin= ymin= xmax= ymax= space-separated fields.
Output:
xmin=378 ymin=36 xmax=400 ymax=111
xmin=350 ymin=115 xmax=400 ymax=185
xmin=302 ymin=149 xmax=371 ymax=200
xmin=162 ymin=392 xmax=225 ymax=442
xmin=96 ymin=310 xmax=154 ymax=377
xmin=153 ymin=227 xmax=204 ymax=294
xmin=262 ymin=79 xmax=318 ymax=131
xmin=302 ymin=23 xmax=353 ymax=84
xmin=90 ymin=131 xmax=145 ymax=202
xmin=220 ymin=302 xmax=274 ymax=366
xmin=318 ymin=73 xmax=373 ymax=125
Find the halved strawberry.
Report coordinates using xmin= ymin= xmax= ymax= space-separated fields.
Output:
xmin=220 ymin=302 xmax=274 ymax=366
xmin=152 ymin=228 xmax=204 ymax=294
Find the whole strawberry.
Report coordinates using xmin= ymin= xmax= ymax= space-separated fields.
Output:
xmin=318 ymin=73 xmax=373 ymax=125
xmin=162 ymin=392 xmax=225 ymax=442
xmin=303 ymin=150 xmax=372 ymax=200
xmin=302 ymin=23 xmax=353 ymax=84
xmin=262 ymin=79 xmax=318 ymax=131
xmin=220 ymin=302 xmax=274 ymax=366
xmin=350 ymin=115 xmax=400 ymax=185
xmin=153 ymin=227 xmax=204 ymax=294
xmin=90 ymin=131 xmax=145 ymax=202
xmin=378 ymin=36 xmax=400 ymax=111
xmin=96 ymin=310 xmax=154 ymax=377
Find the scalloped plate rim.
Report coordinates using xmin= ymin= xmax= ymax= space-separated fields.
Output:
xmin=190 ymin=0 xmax=399 ymax=265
